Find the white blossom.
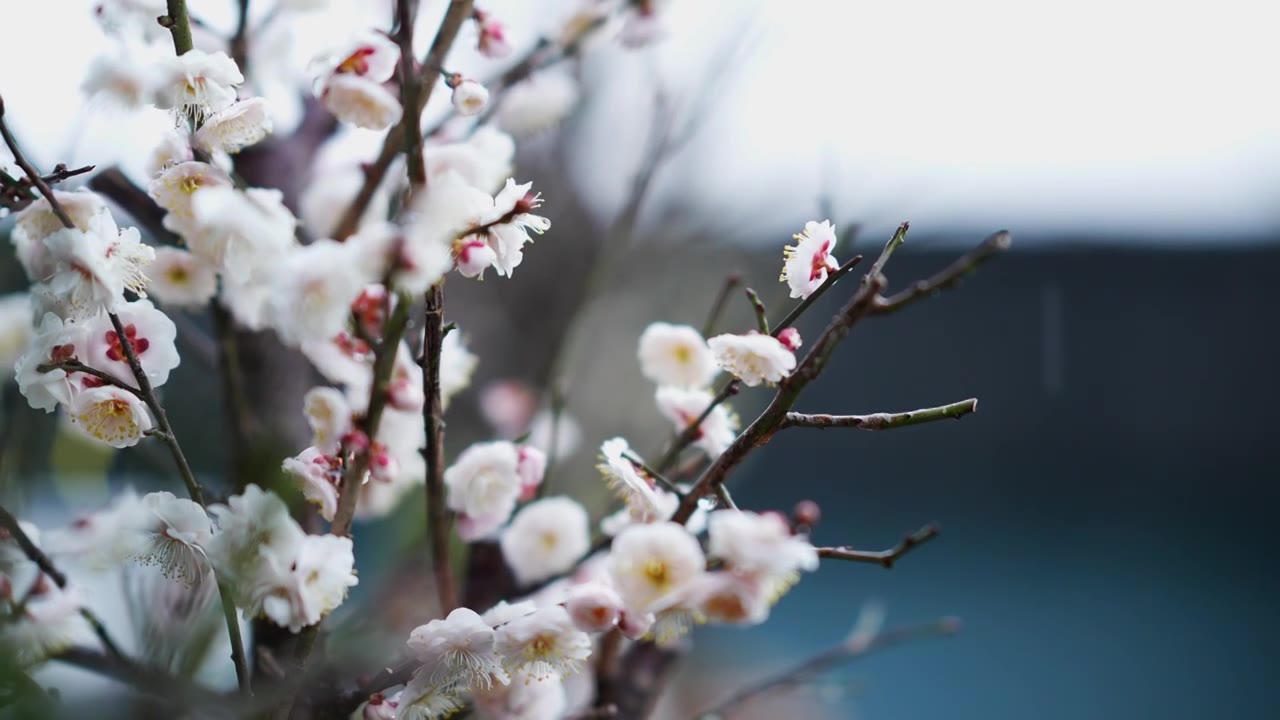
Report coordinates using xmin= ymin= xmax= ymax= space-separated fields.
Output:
xmin=319 ymin=32 xmax=401 ymax=82
xmin=481 ymin=599 xmax=538 ymax=628
xmin=597 ymin=438 xmax=669 ymax=523
xmin=192 ymin=97 xmax=273 ymax=154
xmin=617 ymin=609 xmax=656 ymax=640
xmin=706 ymin=510 xmax=818 ymax=582
xmin=13 ymin=313 xmax=85 ymax=412
xmin=146 ymin=247 xmax=218 ymax=307
xmin=441 ymin=330 xmax=478 ymax=409
xmin=187 ymin=186 xmax=298 ymax=281
xmin=781 ymin=220 xmax=840 ymax=299
xmin=474 ymin=10 xmax=512 ymax=59
xmin=255 ymin=533 xmax=358 ymax=632
xmin=206 ymin=485 xmax=305 ymax=609
xmin=472 ymin=669 xmax=568 ymax=720
xmin=152 ymin=50 xmax=244 ymax=119
xmin=40 ymin=210 xmax=152 ymax=319
xmin=486 ymin=179 xmax=549 ymax=277
xmin=267 ymin=239 xmax=375 ymax=346
xmin=66 ymin=385 xmax=153 ymax=448
xmin=303 ymin=386 xmax=353 ymax=453
xmin=515 ymin=445 xmax=546 ymax=500
xmin=445 ymin=441 xmax=523 ymax=541
xmin=406 ymin=607 xmax=509 ymax=690
xmin=495 ymin=605 xmax=592 ymax=680
xmin=689 ymin=572 xmax=772 ymax=626
xmin=451 ymin=78 xmax=490 ymax=116
xmin=81 ymin=40 xmax=163 ymax=109
xmin=707 ymin=332 xmax=796 ymax=386
xmin=146 ymin=129 xmax=194 ymax=178
xmin=500 ymin=497 xmax=591 ymax=586
xmin=423 ymin=126 xmax=514 ymax=194
xmin=0 ymin=578 xmax=95 ymax=666
xmin=82 ymin=299 xmax=180 ymax=388
xmin=282 ymin=447 xmax=341 ymax=522
xmin=607 ymin=522 xmax=705 ymax=614
xmin=122 ymin=491 xmax=213 ymax=585
xmin=495 ymin=70 xmax=580 ymax=138
xmin=654 ymin=386 xmax=739 ymax=458
xmin=393 ymin=680 xmax=464 ymax=720
xmin=322 ymin=74 xmax=403 ymax=130
xmin=301 ymin=166 xmax=392 ymax=237
xmin=564 ymin=581 xmax=623 ymax=633
xmin=149 ymin=161 xmax=233 ymax=224
xmin=11 ymin=190 xmax=108 ymax=280
xmin=637 ymin=322 xmax=717 ymax=389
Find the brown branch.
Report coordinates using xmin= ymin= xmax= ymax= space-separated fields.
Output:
xmin=0 ymin=504 xmax=124 ymax=659
xmin=816 ymin=524 xmax=941 ymax=569
xmin=692 ymin=616 xmax=960 ymax=719
xmin=36 ymin=361 xmax=143 ymax=399
xmin=422 ymin=283 xmax=456 ymax=614
xmin=781 ymin=398 xmax=977 ymax=432
xmin=331 ymin=0 xmax=475 ymax=240
xmin=395 ymin=0 xmax=428 ymax=190
xmin=769 ymin=254 xmax=864 ymax=334
xmin=700 ymin=272 xmax=741 ymax=337
xmin=0 ymin=97 xmax=74 ymax=227
xmin=875 ymin=230 xmax=1012 ymax=314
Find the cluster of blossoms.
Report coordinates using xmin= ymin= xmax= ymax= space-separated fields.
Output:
xmin=384 ymin=510 xmax=818 ymax=716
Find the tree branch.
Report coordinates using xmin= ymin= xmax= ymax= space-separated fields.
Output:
xmin=816 ymin=524 xmax=941 ymax=569
xmin=700 ymin=273 xmax=741 ymax=337
xmin=395 ymin=0 xmax=428 ymax=190
xmin=692 ymin=616 xmax=960 ymax=719
xmin=744 ymin=288 xmax=769 ymax=334
xmin=36 ymin=361 xmax=143 ymax=399
xmin=781 ymin=398 xmax=977 ymax=431
xmin=331 ymin=0 xmax=475 ymax=240
xmin=422 ymin=283 xmax=456 ymax=614
xmin=875 ymin=230 xmax=1011 ymax=314
xmin=0 ymin=503 xmax=124 ymax=659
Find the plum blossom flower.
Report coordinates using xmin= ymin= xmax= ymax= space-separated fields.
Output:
xmin=393 ymin=681 xmax=464 ymax=720
xmin=207 ymin=485 xmax=305 ymax=608
xmin=0 ymin=294 xmax=32 ymax=381
xmin=146 ymin=247 xmax=217 ymax=308
xmin=14 ymin=313 xmax=87 ymax=412
xmin=282 ymin=447 xmax=341 ymax=521
xmin=83 ymin=299 xmax=180 ymax=388
xmin=66 ymin=385 xmax=153 ymax=448
xmin=481 ymin=599 xmax=538 ymax=628
xmin=486 ymin=179 xmax=550 ymax=277
xmin=123 ymin=491 xmax=213 ymax=585
xmin=607 ymin=522 xmax=706 ymax=614
xmin=319 ymin=32 xmax=400 ymax=82
xmin=81 ymin=40 xmax=164 ymax=109
xmin=777 ymin=326 xmax=802 ymax=351
xmin=564 ymin=582 xmax=624 ymax=633
xmin=187 ymin=186 xmax=298 ymax=281
xmin=146 ymin=129 xmax=194 ymax=178
xmin=688 ymin=572 xmax=772 ymax=626
xmin=267 ymin=239 xmax=376 ymax=346
xmin=500 ymin=497 xmax=591 ymax=586
xmin=149 ymin=161 xmax=233 ymax=224
xmin=654 ymin=386 xmax=739 ymax=458
xmin=450 ymin=77 xmax=490 ymax=116
xmin=707 ymin=332 xmax=796 ymax=387
xmin=495 ymin=69 xmax=580 ymax=137
xmin=637 ymin=322 xmax=718 ymax=388
xmin=255 ymin=533 xmax=358 ymax=632
xmin=474 ymin=10 xmax=512 ymax=58
xmin=11 ymin=191 xmax=109 ymax=282
xmin=321 ymin=74 xmax=404 ymax=130
xmin=406 ymin=607 xmax=509 ymax=690
xmin=515 ymin=445 xmax=547 ymax=500
xmin=472 ymin=669 xmax=569 ymax=720
xmin=706 ymin=510 xmax=818 ymax=582
xmin=423 ymin=126 xmax=514 ymax=194
xmin=781 ymin=220 xmax=840 ymax=299
xmin=303 ymin=386 xmax=353 ymax=454
xmin=192 ymin=97 xmax=273 ymax=154
xmin=39 ymin=210 xmax=153 ymax=320
xmin=445 ymin=441 xmax=522 ymax=541
xmin=152 ymin=50 xmax=244 ymax=119
xmin=597 ymin=438 xmax=670 ymax=523
xmin=0 ymin=577 xmax=95 ymax=666
xmin=495 ymin=605 xmax=592 ymax=680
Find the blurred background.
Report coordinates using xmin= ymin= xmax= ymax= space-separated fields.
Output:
xmin=2 ymin=0 xmax=1278 ymax=718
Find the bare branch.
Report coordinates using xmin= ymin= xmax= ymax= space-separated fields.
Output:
xmin=693 ymin=616 xmax=960 ymax=719
xmin=816 ymin=524 xmax=941 ymax=569
xmin=36 ymin=361 xmax=143 ymax=399
xmin=875 ymin=230 xmax=1012 ymax=314
xmin=782 ymin=398 xmax=977 ymax=431
xmin=701 ymin=273 xmax=742 ymax=337
xmin=769 ymin=254 xmax=864 ymax=335
xmin=744 ymin=288 xmax=769 ymax=334
xmin=422 ymin=283 xmax=456 ymax=614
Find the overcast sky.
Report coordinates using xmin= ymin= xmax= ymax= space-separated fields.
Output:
xmin=3 ymin=0 xmax=1277 ymax=246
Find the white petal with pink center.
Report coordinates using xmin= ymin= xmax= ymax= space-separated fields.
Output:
xmin=66 ymin=385 xmax=153 ymax=448
xmin=83 ymin=299 xmax=179 ymax=388
xmin=707 ymin=332 xmax=796 ymax=387
xmin=654 ymin=386 xmax=739 ymax=458
xmin=781 ymin=219 xmax=840 ymax=299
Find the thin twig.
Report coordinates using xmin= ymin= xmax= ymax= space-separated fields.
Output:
xmin=769 ymin=254 xmax=864 ymax=334
xmin=331 ymin=0 xmax=475 ymax=240
xmin=744 ymin=288 xmax=769 ymax=334
xmin=875 ymin=230 xmax=1012 ymax=314
xmin=0 ymin=503 xmax=124 ymax=659
xmin=781 ymin=398 xmax=977 ymax=431
xmin=422 ymin=283 xmax=456 ymax=614
xmin=36 ymin=361 xmax=143 ymax=399
xmin=816 ymin=524 xmax=941 ymax=569
xmin=395 ymin=0 xmax=427 ymax=191
xmin=693 ymin=616 xmax=960 ymax=719
xmin=622 ymin=451 xmax=683 ymax=498
xmin=700 ymin=273 xmax=742 ymax=337
xmin=0 ymin=98 xmax=73 ymax=227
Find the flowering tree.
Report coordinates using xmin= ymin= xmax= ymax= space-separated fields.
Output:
xmin=0 ymin=1 xmax=1007 ymax=718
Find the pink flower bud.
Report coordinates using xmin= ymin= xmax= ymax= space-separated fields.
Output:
xmin=516 ymin=445 xmax=547 ymax=501
xmin=565 ymin=582 xmax=623 ymax=632
xmin=618 ymin=610 xmax=656 ymax=640
xmin=387 ymin=377 xmax=425 ymax=412
xmin=777 ymin=327 xmax=802 ymax=351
